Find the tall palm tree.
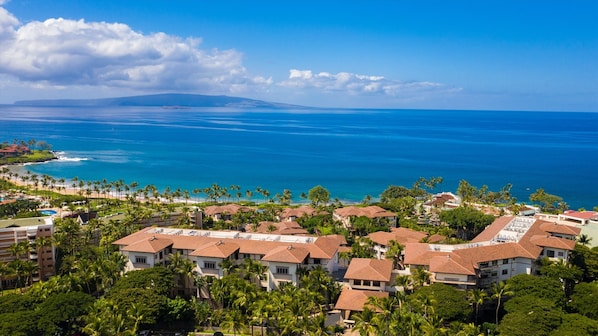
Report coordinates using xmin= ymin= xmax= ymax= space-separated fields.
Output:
xmin=385 ymin=239 xmax=404 ymax=269
xmin=468 ymin=288 xmax=487 ymax=323
xmin=578 ymin=233 xmax=593 ymax=246
xmin=490 ymin=281 xmax=513 ymax=325
xmin=353 ymin=306 xmax=377 ymax=336
xmin=411 ymin=267 xmax=431 ymax=288
xmin=221 ymin=309 xmax=247 ymax=336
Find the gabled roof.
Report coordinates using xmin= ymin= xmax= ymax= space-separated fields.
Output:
xmin=335 ymin=289 xmax=388 ymax=312
xmin=262 ymin=245 xmax=309 ymax=263
xmin=404 ymin=243 xmax=450 ymax=266
xmin=279 ymin=205 xmax=324 ymax=219
xmin=121 ymin=236 xmax=173 ymax=253
xmin=539 ymin=222 xmax=581 ymax=236
xmin=309 ymin=235 xmax=343 ymax=259
xmin=529 ymin=235 xmax=576 ymax=250
xmin=203 ymin=204 xmax=251 ymax=216
xmin=114 ymin=228 xmax=343 ymax=262
xmin=470 ymin=216 xmax=513 ymax=243
xmin=344 ymin=258 xmax=393 ymax=282
xmin=368 ymin=227 xmax=443 ymax=246
xmin=245 ymin=221 xmax=309 ymax=236
xmin=430 ymin=254 xmax=475 ymax=275
xmin=190 ymin=240 xmax=239 ymax=258
xmin=561 ymin=210 xmax=598 ymax=220
xmin=334 ymin=206 xmax=396 ymax=219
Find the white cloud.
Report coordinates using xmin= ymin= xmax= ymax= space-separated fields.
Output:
xmin=279 ymin=69 xmax=457 ymax=98
xmin=0 ymin=8 xmax=270 ymax=94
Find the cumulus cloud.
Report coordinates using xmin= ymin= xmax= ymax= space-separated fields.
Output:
xmin=280 ymin=69 xmax=457 ymax=98
xmin=0 ymin=7 xmax=270 ymax=93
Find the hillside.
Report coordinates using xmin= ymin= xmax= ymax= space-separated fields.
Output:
xmin=14 ymin=93 xmax=306 ymax=109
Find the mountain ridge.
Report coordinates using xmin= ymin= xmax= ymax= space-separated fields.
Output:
xmin=13 ymin=93 xmax=308 ymax=109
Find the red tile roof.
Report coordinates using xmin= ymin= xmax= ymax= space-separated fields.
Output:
xmin=262 ymin=245 xmax=309 ymax=263
xmin=190 ymin=240 xmax=240 ymax=258
xmin=368 ymin=227 xmax=443 ymax=246
xmin=121 ymin=235 xmax=173 ymax=253
xmin=203 ymin=204 xmax=251 ymax=216
xmin=335 ymin=206 xmax=396 ymax=219
xmin=335 ymin=289 xmax=389 ymax=312
xmin=344 ymin=258 xmax=393 ymax=282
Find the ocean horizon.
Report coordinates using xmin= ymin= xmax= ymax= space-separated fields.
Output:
xmin=1 ymin=105 xmax=597 ymax=209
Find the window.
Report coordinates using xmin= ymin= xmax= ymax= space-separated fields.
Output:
xmin=502 ymin=269 xmax=508 ymax=275
xmin=204 ymin=261 xmax=216 ymax=269
xmin=313 ymin=258 xmax=321 ymax=265
xmin=373 ymin=281 xmax=380 ymax=287
xmin=363 ymin=280 xmax=371 ymax=287
xmin=276 ymin=266 xmax=289 ymax=274
xmin=135 ymin=256 xmax=147 ymax=264
xmin=557 ymin=251 xmax=564 ymax=257
xmin=547 ymin=250 xmax=555 ymax=258
xmin=502 ymin=259 xmax=509 ymax=264
xmin=159 ymin=251 xmax=163 ymax=259
xmin=491 ymin=260 xmax=498 ymax=266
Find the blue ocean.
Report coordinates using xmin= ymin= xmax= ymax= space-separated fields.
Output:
xmin=1 ymin=106 xmax=597 ymax=209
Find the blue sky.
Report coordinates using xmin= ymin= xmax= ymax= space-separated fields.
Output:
xmin=0 ymin=0 xmax=596 ymax=111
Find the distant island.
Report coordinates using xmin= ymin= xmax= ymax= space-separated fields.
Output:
xmin=14 ymin=93 xmax=308 ymax=109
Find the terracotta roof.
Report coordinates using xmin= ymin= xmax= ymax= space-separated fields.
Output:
xmin=334 ymin=206 xmax=396 ymax=219
xmin=470 ymin=216 xmax=514 ymax=243
xmin=529 ymin=235 xmax=576 ymax=250
xmin=561 ymin=210 xmax=598 ymax=220
xmin=245 ymin=221 xmax=309 ymax=235
xmin=309 ymin=235 xmax=343 ymax=259
xmin=190 ymin=240 xmax=240 ymax=258
xmin=344 ymin=258 xmax=393 ymax=282
xmin=335 ymin=289 xmax=388 ymax=312
xmin=121 ymin=236 xmax=173 ymax=253
xmin=368 ymin=227 xmax=439 ymax=246
xmin=203 ymin=204 xmax=251 ymax=216
xmin=539 ymin=222 xmax=581 ymax=236
xmin=114 ymin=228 xmax=343 ymax=263
xmin=407 ymin=216 xmax=579 ymax=276
xmin=262 ymin=245 xmax=309 ymax=263
xmin=404 ymin=243 xmax=450 ymax=266
xmin=429 ymin=254 xmax=475 ymax=275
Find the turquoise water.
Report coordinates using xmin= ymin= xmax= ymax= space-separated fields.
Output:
xmin=40 ymin=209 xmax=57 ymax=216
xmin=1 ymin=106 xmax=597 ymax=209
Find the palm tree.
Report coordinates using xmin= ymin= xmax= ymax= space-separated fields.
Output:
xmin=578 ymin=233 xmax=593 ymax=246
xmin=221 ymin=309 xmax=247 ymax=336
xmin=385 ymin=239 xmax=404 ymax=269
xmin=411 ymin=267 xmax=431 ymax=288
xmin=490 ymin=281 xmax=513 ymax=325
xmin=367 ymin=296 xmax=397 ymax=336
xmin=0 ymin=262 xmax=11 ymax=295
xmin=468 ymin=288 xmax=487 ymax=323
xmin=353 ymin=306 xmax=377 ymax=336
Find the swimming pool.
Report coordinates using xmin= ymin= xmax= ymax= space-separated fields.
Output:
xmin=40 ymin=209 xmax=57 ymax=216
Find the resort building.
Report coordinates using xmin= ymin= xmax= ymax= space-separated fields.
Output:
xmin=113 ymin=227 xmax=345 ymax=292
xmin=556 ymin=210 xmax=598 ymax=226
xmin=244 ymin=221 xmax=309 ymax=236
xmin=333 ymin=206 xmax=397 ymax=229
xmin=202 ymin=204 xmax=252 ymax=222
xmin=277 ymin=205 xmax=324 ymax=222
xmin=344 ymin=258 xmax=394 ymax=292
xmin=403 ymin=216 xmax=580 ymax=289
xmin=0 ymin=144 xmax=31 ymax=158
xmin=0 ymin=216 xmax=55 ymax=286
xmin=367 ymin=227 xmax=445 ymax=260
xmin=335 ymin=289 xmax=389 ymax=322
xmin=422 ymin=192 xmax=461 ymax=213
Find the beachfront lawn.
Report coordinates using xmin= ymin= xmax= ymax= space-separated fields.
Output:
xmin=0 ymin=150 xmax=56 ymax=165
